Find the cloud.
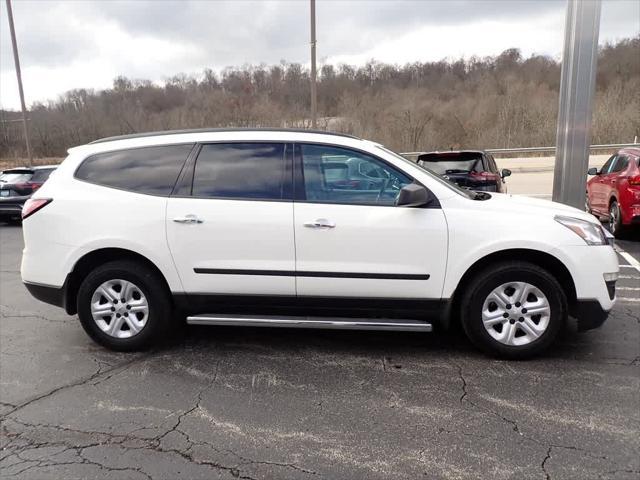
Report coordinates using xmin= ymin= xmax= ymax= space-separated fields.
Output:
xmin=0 ymin=0 xmax=638 ymax=109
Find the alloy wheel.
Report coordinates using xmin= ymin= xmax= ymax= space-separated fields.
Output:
xmin=609 ymin=203 xmax=619 ymax=235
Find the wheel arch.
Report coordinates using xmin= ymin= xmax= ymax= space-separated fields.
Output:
xmin=447 ymin=248 xmax=577 ymax=328
xmin=64 ymin=248 xmax=172 ymax=315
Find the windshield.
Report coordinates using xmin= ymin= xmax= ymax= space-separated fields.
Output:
xmin=419 ymin=158 xmax=480 ymax=175
xmin=374 ymin=145 xmax=475 ymax=199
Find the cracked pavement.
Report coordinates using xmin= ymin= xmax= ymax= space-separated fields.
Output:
xmin=1 ymin=224 xmax=639 ymax=479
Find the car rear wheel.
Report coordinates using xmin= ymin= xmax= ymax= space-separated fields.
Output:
xmin=77 ymin=260 xmax=171 ymax=351
xmin=609 ymin=200 xmax=624 ymax=238
xmin=460 ymin=261 xmax=567 ymax=359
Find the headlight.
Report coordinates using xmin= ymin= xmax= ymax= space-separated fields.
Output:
xmin=555 ymin=215 xmax=608 ymax=246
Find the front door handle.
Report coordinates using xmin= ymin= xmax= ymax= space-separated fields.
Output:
xmin=304 ymin=218 xmax=335 ymax=229
xmin=173 ymin=214 xmax=203 ymax=224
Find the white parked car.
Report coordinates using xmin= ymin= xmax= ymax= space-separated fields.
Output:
xmin=21 ymin=129 xmax=618 ymax=358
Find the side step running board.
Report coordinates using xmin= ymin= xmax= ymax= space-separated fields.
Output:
xmin=186 ymin=314 xmax=432 ymax=332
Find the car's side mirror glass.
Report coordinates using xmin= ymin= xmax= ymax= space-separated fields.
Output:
xmin=396 ymin=183 xmax=432 ymax=207
xmin=587 ymin=167 xmax=599 ymax=176
xmin=501 ymin=168 xmax=512 ymax=178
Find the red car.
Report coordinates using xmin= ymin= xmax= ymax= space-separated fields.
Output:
xmin=586 ymin=147 xmax=640 ymax=237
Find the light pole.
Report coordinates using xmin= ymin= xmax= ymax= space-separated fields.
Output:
xmin=310 ymin=0 xmax=317 ymax=129
xmin=552 ymin=0 xmax=601 ymax=209
xmin=5 ymin=0 xmax=32 ymax=165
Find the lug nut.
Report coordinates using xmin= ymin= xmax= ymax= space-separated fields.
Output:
xmin=519 ymin=317 xmax=524 ymax=322
xmin=110 ymin=307 xmax=115 ymax=312
xmin=506 ymin=304 xmax=512 ymax=309
xmin=503 ymin=313 xmax=509 ymax=318
xmin=116 ymin=313 xmax=121 ymax=318
xmin=522 ymin=308 xmax=527 ymax=313
xmin=509 ymin=319 xmax=515 ymax=324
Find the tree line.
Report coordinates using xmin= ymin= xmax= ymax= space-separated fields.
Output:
xmin=1 ymin=36 xmax=638 ymax=158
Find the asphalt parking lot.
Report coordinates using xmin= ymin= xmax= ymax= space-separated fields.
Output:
xmin=1 ymin=223 xmax=638 ymax=480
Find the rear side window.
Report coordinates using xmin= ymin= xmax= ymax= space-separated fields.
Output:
xmin=76 ymin=144 xmax=194 ymax=196
xmin=611 ymin=155 xmax=628 ymax=173
xmin=192 ymin=143 xmax=289 ymax=200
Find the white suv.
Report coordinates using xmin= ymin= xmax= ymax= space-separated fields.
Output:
xmin=21 ymin=129 xmax=618 ymax=358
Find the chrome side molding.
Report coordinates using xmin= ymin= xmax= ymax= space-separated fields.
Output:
xmin=186 ymin=314 xmax=432 ymax=332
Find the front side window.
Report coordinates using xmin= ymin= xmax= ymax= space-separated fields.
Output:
xmin=192 ymin=143 xmax=289 ymax=200
xmin=75 ymin=144 xmax=194 ymax=196
xmin=600 ymin=155 xmax=617 ymax=174
xmin=300 ymin=144 xmax=411 ymax=206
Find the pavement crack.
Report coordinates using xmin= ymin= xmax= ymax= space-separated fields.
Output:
xmin=455 ymin=363 xmax=468 ymax=404
xmin=541 ymin=446 xmax=552 ymax=480
xmin=1 ymin=352 xmax=152 ymax=419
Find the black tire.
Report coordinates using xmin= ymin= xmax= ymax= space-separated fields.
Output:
xmin=460 ymin=261 xmax=567 ymax=359
xmin=609 ymin=200 xmax=624 ymax=239
xmin=77 ymin=260 xmax=171 ymax=351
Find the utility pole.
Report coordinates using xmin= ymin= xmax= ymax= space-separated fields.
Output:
xmin=310 ymin=0 xmax=317 ymax=129
xmin=5 ymin=0 xmax=32 ymax=165
xmin=552 ymin=0 xmax=601 ymax=208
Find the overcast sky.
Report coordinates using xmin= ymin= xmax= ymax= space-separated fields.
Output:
xmin=0 ymin=0 xmax=638 ymax=110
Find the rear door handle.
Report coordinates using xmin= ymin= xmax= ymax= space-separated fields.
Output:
xmin=173 ymin=214 xmax=203 ymax=224
xmin=304 ymin=218 xmax=335 ymax=229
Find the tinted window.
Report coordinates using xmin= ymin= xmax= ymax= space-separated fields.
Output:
xmin=601 ymin=155 xmax=617 ymax=174
xmin=31 ymin=168 xmax=55 ymax=182
xmin=611 ymin=155 xmax=628 ymax=173
xmin=192 ymin=143 xmax=288 ymax=200
xmin=301 ymin=144 xmax=411 ymax=206
xmin=76 ymin=144 xmax=193 ymax=195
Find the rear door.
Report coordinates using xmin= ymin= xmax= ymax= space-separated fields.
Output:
xmin=603 ymin=155 xmax=627 ymax=207
xmin=166 ymin=142 xmax=296 ymax=296
xmin=293 ymin=143 xmax=447 ymax=300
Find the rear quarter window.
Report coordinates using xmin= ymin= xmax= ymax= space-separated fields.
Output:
xmin=75 ymin=144 xmax=194 ymax=196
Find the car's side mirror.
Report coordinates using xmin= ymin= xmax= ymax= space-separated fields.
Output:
xmin=396 ymin=183 xmax=434 ymax=207
xmin=501 ymin=168 xmax=512 ymax=179
xmin=587 ymin=167 xmax=599 ymax=176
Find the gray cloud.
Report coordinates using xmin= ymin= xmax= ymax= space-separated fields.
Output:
xmin=0 ymin=0 xmax=637 ymax=108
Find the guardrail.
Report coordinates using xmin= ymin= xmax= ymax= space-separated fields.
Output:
xmin=401 ymin=142 xmax=639 ymax=158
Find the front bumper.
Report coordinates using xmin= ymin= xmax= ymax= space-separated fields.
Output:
xmin=572 ymin=299 xmax=611 ymax=331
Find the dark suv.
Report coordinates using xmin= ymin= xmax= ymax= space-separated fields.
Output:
xmin=417 ymin=150 xmax=511 ymax=193
xmin=0 ymin=166 xmax=57 ymax=223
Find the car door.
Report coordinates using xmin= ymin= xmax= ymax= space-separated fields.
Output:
xmin=607 ymin=155 xmax=628 ymax=202
xmin=293 ymin=143 xmax=448 ymax=300
xmin=166 ymin=142 xmax=296 ymax=296
xmin=590 ymin=155 xmax=616 ymax=213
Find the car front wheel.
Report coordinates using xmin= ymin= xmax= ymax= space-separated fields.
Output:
xmin=77 ymin=260 xmax=171 ymax=351
xmin=460 ymin=261 xmax=567 ymax=359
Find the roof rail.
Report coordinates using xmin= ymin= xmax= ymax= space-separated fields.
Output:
xmin=89 ymin=128 xmax=360 ymax=144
